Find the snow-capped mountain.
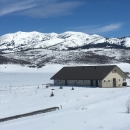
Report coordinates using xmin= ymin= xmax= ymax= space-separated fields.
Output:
xmin=0 ymin=31 xmax=130 ymax=53
xmin=0 ymin=31 xmax=130 ymax=67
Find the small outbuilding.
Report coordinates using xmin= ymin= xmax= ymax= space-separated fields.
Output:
xmin=50 ymin=65 xmax=128 ymax=88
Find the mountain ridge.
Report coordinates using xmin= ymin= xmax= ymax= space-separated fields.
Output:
xmin=0 ymin=31 xmax=130 ymax=53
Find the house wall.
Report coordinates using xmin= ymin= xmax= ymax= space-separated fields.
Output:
xmin=102 ymin=67 xmax=126 ymax=88
xmin=72 ymin=80 xmax=91 ymax=86
xmin=54 ymin=79 xmax=113 ymax=87
xmin=67 ymin=80 xmax=76 ymax=86
xmin=54 ymin=80 xmax=92 ymax=86
xmin=98 ymin=80 xmax=102 ymax=87
xmin=91 ymin=80 xmax=102 ymax=87
xmin=54 ymin=80 xmax=65 ymax=85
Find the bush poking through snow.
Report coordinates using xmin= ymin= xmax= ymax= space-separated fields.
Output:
xmin=72 ymin=87 xmax=74 ymax=90
xmin=126 ymin=99 xmax=130 ymax=113
xmin=59 ymin=85 xmax=63 ymax=89
xmin=45 ymin=84 xmax=49 ymax=88
xmin=50 ymin=92 xmax=54 ymax=97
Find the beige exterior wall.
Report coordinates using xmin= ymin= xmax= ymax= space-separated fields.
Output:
xmin=102 ymin=66 xmax=126 ymax=88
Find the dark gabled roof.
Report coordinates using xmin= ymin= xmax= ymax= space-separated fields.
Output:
xmin=51 ymin=65 xmax=117 ymax=80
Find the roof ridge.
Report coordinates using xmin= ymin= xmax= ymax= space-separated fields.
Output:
xmin=63 ymin=65 xmax=117 ymax=68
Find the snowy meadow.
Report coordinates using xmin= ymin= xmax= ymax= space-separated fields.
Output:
xmin=0 ymin=63 xmax=130 ymax=130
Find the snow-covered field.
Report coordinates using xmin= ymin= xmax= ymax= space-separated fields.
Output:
xmin=0 ymin=64 xmax=63 ymax=87
xmin=0 ymin=63 xmax=130 ymax=130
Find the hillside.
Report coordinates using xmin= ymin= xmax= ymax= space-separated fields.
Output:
xmin=1 ymin=48 xmax=130 ymax=68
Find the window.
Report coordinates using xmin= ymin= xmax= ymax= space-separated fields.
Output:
xmin=119 ymin=79 xmax=120 ymax=82
xmin=108 ymin=80 xmax=110 ymax=82
xmin=123 ymin=79 xmax=125 ymax=81
xmin=104 ymin=80 xmax=106 ymax=82
xmin=112 ymin=70 xmax=116 ymax=73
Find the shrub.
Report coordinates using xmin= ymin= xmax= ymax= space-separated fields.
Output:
xmin=72 ymin=87 xmax=74 ymax=90
xmin=50 ymin=92 xmax=54 ymax=97
xmin=59 ymin=85 xmax=63 ymax=89
xmin=45 ymin=84 xmax=49 ymax=88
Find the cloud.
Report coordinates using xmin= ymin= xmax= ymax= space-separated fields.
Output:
xmin=70 ymin=23 xmax=123 ymax=34
xmin=89 ymin=23 xmax=123 ymax=33
xmin=21 ymin=1 xmax=84 ymax=18
xmin=0 ymin=0 xmax=38 ymax=16
xmin=0 ymin=0 xmax=84 ymax=18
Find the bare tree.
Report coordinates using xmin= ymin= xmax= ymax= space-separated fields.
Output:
xmin=126 ymin=98 xmax=130 ymax=113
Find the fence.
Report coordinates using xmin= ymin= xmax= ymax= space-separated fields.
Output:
xmin=0 ymin=107 xmax=59 ymax=123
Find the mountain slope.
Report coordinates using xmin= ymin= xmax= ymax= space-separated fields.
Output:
xmin=1 ymin=48 xmax=130 ymax=68
xmin=0 ymin=31 xmax=130 ymax=53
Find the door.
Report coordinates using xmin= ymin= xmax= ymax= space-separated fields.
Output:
xmin=113 ymin=78 xmax=116 ymax=87
xmin=65 ymin=80 xmax=68 ymax=85
xmin=91 ymin=80 xmax=93 ymax=86
xmin=96 ymin=80 xmax=98 ymax=87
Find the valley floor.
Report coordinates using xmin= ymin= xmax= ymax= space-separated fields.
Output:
xmin=0 ymin=64 xmax=130 ymax=130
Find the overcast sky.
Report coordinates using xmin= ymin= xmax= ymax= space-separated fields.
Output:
xmin=0 ymin=0 xmax=130 ymax=37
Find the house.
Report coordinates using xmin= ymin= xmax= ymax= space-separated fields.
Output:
xmin=50 ymin=65 xmax=128 ymax=88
